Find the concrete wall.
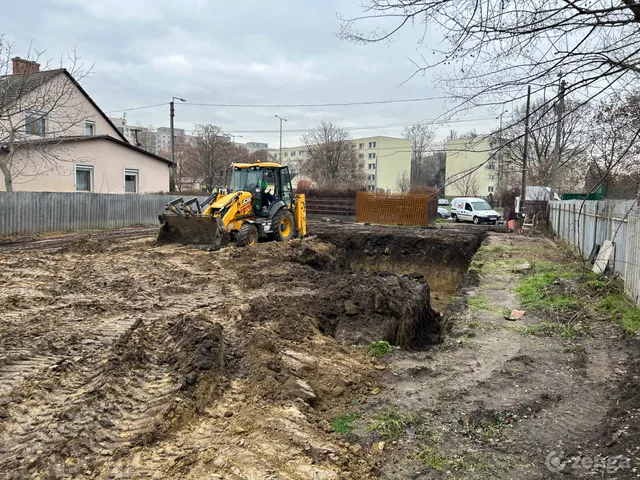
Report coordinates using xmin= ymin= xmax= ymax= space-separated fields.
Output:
xmin=0 ymin=139 xmax=171 ymax=193
xmin=445 ymin=136 xmax=496 ymax=198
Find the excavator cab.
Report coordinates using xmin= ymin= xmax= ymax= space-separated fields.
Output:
xmin=157 ymin=162 xmax=306 ymax=250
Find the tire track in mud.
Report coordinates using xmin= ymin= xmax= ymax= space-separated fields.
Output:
xmin=0 ymin=303 xmax=225 ymax=479
xmin=0 ymin=237 xmax=236 ymax=479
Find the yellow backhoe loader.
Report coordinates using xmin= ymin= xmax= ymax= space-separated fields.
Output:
xmin=157 ymin=161 xmax=307 ymax=250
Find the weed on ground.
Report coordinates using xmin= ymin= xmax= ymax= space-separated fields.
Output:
xmin=330 ymin=412 xmax=360 ymax=434
xmin=366 ymin=406 xmax=418 ymax=441
xmin=368 ymin=340 xmax=393 ymax=358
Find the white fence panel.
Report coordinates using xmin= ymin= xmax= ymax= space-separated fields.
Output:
xmin=549 ymin=199 xmax=640 ymax=306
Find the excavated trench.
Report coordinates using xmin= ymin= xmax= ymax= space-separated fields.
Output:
xmin=277 ymin=223 xmax=489 ymax=350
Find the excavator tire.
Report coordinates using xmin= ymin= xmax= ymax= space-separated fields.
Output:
xmin=270 ymin=209 xmax=295 ymax=242
xmin=237 ymin=223 xmax=258 ymax=247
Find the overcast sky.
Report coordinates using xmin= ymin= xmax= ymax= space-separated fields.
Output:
xmin=4 ymin=0 xmax=499 ymax=148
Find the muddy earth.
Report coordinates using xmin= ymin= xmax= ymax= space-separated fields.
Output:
xmin=0 ymin=223 xmax=638 ymax=479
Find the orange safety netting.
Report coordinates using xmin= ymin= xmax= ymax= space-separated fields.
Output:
xmin=355 ymin=191 xmax=438 ymax=226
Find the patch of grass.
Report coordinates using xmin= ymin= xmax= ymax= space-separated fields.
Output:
xmin=417 ymin=446 xmax=490 ymax=473
xmin=467 ymin=296 xmax=493 ymax=311
xmin=366 ymin=406 xmax=417 ymax=440
xmin=515 ymin=271 xmax=581 ymax=314
xmin=513 ymin=322 xmax=564 ymax=336
xmin=417 ymin=446 xmax=448 ymax=472
xmin=437 ymin=388 xmax=455 ymax=400
xmin=331 ymin=412 xmax=359 ymax=434
xmin=597 ymin=293 xmax=640 ymax=334
xmin=368 ymin=340 xmax=393 ymax=358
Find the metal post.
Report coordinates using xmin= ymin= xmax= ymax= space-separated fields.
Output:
xmin=521 ymin=86 xmax=532 ymax=219
xmin=549 ymin=78 xmax=566 ymax=201
xmin=275 ymin=115 xmax=287 ymax=162
xmin=169 ymin=100 xmax=175 ymax=165
xmin=496 ymin=108 xmax=508 ymax=207
xmin=170 ymin=97 xmax=186 ymax=166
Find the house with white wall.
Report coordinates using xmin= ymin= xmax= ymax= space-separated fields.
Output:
xmin=0 ymin=58 xmax=173 ymax=194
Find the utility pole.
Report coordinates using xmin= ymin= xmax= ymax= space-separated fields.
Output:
xmin=275 ymin=115 xmax=287 ymax=161
xmin=170 ymin=96 xmax=186 ymax=165
xmin=496 ymin=108 xmax=508 ymax=207
xmin=549 ymin=77 xmax=566 ymax=202
xmin=521 ymin=86 xmax=532 ymax=218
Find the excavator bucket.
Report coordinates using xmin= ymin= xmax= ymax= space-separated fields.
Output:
xmin=157 ymin=214 xmax=229 ymax=250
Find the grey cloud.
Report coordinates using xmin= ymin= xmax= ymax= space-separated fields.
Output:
xmin=4 ymin=0 xmax=494 ymax=147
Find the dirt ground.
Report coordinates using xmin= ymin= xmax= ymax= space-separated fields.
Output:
xmin=0 ymin=223 xmax=638 ymax=479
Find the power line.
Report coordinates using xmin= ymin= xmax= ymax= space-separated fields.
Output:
xmin=181 ymin=116 xmax=497 ymax=135
xmin=182 ymin=96 xmax=449 ymax=108
xmin=106 ymin=103 xmax=167 ymax=114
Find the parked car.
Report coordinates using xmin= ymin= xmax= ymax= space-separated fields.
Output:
xmin=438 ymin=198 xmax=450 ymax=206
xmin=437 ymin=207 xmax=451 ymax=219
xmin=450 ymin=197 xmax=501 ymax=224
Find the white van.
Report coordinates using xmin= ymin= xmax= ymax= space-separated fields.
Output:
xmin=450 ymin=197 xmax=501 ymax=224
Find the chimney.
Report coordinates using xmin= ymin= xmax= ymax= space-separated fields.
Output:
xmin=11 ymin=57 xmax=40 ymax=75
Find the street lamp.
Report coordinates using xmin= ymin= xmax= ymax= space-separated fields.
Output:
xmin=170 ymin=96 xmax=186 ymax=166
xmin=275 ymin=115 xmax=287 ymax=162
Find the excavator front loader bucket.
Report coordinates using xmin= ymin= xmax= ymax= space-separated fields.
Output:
xmin=157 ymin=214 xmax=229 ymax=250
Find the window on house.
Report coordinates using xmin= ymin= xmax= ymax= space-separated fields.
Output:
xmin=124 ymin=168 xmax=139 ymax=193
xmin=299 ymin=150 xmax=305 ymax=155
xmin=84 ymin=120 xmax=96 ymax=136
xmin=75 ymin=165 xmax=94 ymax=192
xmin=368 ymin=141 xmax=376 ymax=148
xmin=284 ymin=152 xmax=288 ymax=157
xmin=487 ymin=163 xmax=496 ymax=170
xmin=291 ymin=151 xmax=295 ymax=157
xmin=488 ymin=186 xmax=495 ymax=193
xmin=368 ymin=153 xmax=376 ymax=159
xmin=488 ymin=175 xmax=495 ymax=182
xmin=358 ymin=154 xmax=364 ymax=159
xmin=25 ymin=111 xmax=46 ymax=135
xmin=359 ymin=143 xmax=364 ymax=149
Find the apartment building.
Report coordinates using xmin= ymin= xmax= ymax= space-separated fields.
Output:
xmin=241 ymin=141 xmax=268 ymax=153
xmin=445 ymin=136 xmax=497 ymax=198
xmin=273 ymin=135 xmax=412 ymax=193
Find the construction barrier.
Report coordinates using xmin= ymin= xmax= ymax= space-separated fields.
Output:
xmin=306 ymin=196 xmax=356 ymax=220
xmin=355 ymin=191 xmax=437 ymax=226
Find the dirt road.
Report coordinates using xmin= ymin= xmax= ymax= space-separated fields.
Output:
xmin=0 ymin=225 xmax=637 ymax=479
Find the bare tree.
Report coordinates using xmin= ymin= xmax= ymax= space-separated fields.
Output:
xmin=403 ymin=123 xmax=434 ymax=186
xmin=301 ymin=121 xmax=364 ymax=187
xmin=189 ymin=124 xmax=237 ymax=192
xmin=340 ymin=0 xmax=640 ymax=189
xmin=0 ymin=35 xmax=91 ymax=191
xmin=421 ymin=148 xmax=446 ymax=188
xmin=396 ymin=170 xmax=411 ymax=193
xmin=249 ymin=149 xmax=271 ymax=163
xmin=158 ymin=133 xmax=195 ymax=192
xmin=584 ymin=94 xmax=640 ymax=196
xmin=453 ymin=172 xmax=480 ymax=196
xmin=497 ymin=98 xmax=588 ymax=190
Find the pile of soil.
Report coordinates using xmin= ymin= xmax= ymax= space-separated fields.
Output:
xmin=0 ymin=225 xmax=483 ymax=479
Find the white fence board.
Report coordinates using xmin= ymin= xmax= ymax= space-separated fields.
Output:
xmin=549 ymin=200 xmax=640 ymax=305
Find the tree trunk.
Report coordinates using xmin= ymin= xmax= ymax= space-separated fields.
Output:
xmin=0 ymin=161 xmax=13 ymax=192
